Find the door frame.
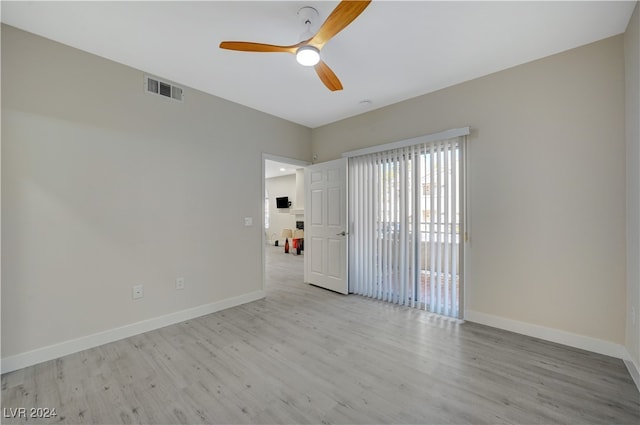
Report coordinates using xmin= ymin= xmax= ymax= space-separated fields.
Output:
xmin=262 ymin=153 xmax=311 ymax=293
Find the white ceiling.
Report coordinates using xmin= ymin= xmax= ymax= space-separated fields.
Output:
xmin=1 ymin=1 xmax=635 ymax=128
xmin=265 ymin=159 xmax=301 ymax=179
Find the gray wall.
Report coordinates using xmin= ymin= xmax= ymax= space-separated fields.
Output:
xmin=312 ymin=35 xmax=627 ymax=347
xmin=1 ymin=25 xmax=311 ymax=358
xmin=625 ymin=2 xmax=640 ymax=371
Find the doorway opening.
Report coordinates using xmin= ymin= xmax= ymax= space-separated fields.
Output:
xmin=262 ymin=155 xmax=309 ymax=294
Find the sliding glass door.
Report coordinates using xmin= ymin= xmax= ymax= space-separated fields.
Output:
xmin=348 ymin=136 xmax=465 ymax=318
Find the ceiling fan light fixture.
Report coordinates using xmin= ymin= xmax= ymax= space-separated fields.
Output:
xmin=296 ymin=45 xmax=320 ymax=66
xmin=219 ymin=0 xmax=372 ymax=90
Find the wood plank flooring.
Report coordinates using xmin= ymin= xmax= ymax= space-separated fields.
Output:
xmin=2 ymin=245 xmax=639 ymax=424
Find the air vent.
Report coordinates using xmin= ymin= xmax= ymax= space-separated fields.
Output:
xmin=144 ymin=75 xmax=183 ymax=102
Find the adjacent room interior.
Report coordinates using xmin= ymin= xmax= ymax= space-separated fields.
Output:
xmin=1 ymin=1 xmax=639 ymax=423
xmin=264 ymin=158 xmax=306 ymax=291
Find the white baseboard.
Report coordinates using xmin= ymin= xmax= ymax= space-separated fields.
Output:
xmin=464 ymin=310 xmax=625 ymax=359
xmin=1 ymin=290 xmax=265 ymax=374
xmin=622 ymin=349 xmax=640 ymax=392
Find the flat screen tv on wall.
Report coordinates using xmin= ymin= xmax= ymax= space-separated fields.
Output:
xmin=276 ymin=197 xmax=290 ymax=209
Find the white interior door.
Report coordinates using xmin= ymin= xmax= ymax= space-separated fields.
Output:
xmin=304 ymin=158 xmax=348 ymax=294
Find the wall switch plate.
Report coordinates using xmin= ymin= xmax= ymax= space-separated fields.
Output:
xmin=176 ymin=277 xmax=185 ymax=290
xmin=244 ymin=217 xmax=253 ymax=226
xmin=132 ymin=284 xmax=144 ymax=300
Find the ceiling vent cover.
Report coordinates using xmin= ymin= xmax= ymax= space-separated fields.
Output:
xmin=144 ymin=75 xmax=183 ymax=102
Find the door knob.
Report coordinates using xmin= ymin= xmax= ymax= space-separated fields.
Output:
xmin=336 ymin=231 xmax=348 ymax=236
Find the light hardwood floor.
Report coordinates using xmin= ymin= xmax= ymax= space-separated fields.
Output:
xmin=2 ymin=245 xmax=639 ymax=424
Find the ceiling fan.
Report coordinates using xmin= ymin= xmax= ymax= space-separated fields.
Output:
xmin=219 ymin=0 xmax=371 ymax=92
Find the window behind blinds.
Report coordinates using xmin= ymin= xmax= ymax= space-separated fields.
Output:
xmin=348 ymin=136 xmax=465 ymax=318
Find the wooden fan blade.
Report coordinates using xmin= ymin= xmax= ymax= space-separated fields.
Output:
xmin=310 ymin=0 xmax=371 ymax=49
xmin=219 ymin=41 xmax=297 ymax=54
xmin=314 ymin=61 xmax=343 ymax=91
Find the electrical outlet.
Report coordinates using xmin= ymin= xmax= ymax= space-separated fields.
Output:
xmin=244 ymin=217 xmax=253 ymax=226
xmin=132 ymin=284 xmax=144 ymax=300
xmin=176 ymin=277 xmax=185 ymax=290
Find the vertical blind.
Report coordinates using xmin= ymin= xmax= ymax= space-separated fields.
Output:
xmin=348 ymin=136 xmax=465 ymax=318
